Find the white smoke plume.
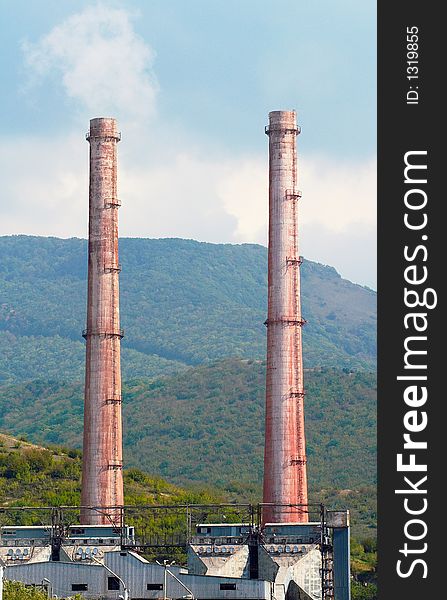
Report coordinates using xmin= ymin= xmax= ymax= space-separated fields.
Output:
xmin=22 ymin=3 xmax=158 ymax=121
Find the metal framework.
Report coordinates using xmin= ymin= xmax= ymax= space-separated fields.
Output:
xmin=0 ymin=504 xmax=325 ymax=541
xmin=0 ymin=503 xmax=335 ymax=598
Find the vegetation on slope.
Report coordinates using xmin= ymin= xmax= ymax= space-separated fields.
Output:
xmin=0 ymin=236 xmax=376 ymax=383
xmin=0 ymin=235 xmax=377 ymax=593
xmin=0 ymin=362 xmax=376 ymax=487
xmin=351 ymin=536 xmax=377 ymax=599
xmin=0 ymin=433 xmax=219 ymax=510
xmin=0 ymin=360 xmax=376 ymax=538
xmin=0 ymin=434 xmax=376 ymax=595
xmin=0 ymin=330 xmax=187 ymax=383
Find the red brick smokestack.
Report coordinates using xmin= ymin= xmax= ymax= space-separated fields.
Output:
xmin=263 ymin=110 xmax=308 ymax=524
xmin=81 ymin=117 xmax=124 ymax=525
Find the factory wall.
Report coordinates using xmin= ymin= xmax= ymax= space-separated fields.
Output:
xmin=188 ymin=545 xmax=250 ymax=578
xmin=5 ymin=562 xmax=107 ymax=599
xmin=333 ymin=529 xmax=350 ymax=600
xmin=5 ymin=552 xmax=273 ymax=600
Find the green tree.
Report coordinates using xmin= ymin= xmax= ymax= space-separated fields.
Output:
xmin=351 ymin=581 xmax=378 ymax=600
xmin=3 ymin=581 xmax=48 ymax=600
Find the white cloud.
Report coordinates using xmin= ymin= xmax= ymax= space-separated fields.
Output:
xmin=0 ymin=134 xmax=87 ymax=237
xmin=120 ymin=152 xmax=238 ymax=241
xmin=216 ymin=154 xmax=376 ymax=287
xmin=2 ymin=3 xmax=376 ymax=289
xmin=0 ymin=130 xmax=376 ymax=288
xmin=300 ymin=156 xmax=376 ymax=233
xmin=22 ymin=3 xmax=158 ymax=121
xmin=219 ymin=155 xmax=376 ymax=243
xmin=299 ymin=156 xmax=377 ymax=288
xmin=218 ymin=158 xmax=268 ymax=243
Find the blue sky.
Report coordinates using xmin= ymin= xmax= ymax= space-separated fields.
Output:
xmin=0 ymin=0 xmax=376 ymax=288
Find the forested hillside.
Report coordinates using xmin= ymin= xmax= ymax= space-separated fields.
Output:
xmin=0 ymin=236 xmax=376 ymax=382
xmin=0 ymin=360 xmax=376 ymax=536
xmin=0 ymin=432 xmax=219 ymax=512
xmin=0 ymin=235 xmax=377 ymax=542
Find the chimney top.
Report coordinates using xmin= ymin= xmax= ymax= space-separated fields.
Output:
xmin=88 ymin=117 xmax=119 ymax=140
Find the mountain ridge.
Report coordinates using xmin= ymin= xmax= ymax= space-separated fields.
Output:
xmin=0 ymin=235 xmax=376 ymax=383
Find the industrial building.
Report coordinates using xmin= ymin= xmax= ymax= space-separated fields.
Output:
xmin=2 ymin=508 xmax=349 ymax=600
xmin=1 ymin=112 xmax=351 ymax=600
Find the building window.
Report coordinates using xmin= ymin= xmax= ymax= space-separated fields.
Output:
xmin=71 ymin=584 xmax=88 ymax=591
xmin=147 ymin=584 xmax=163 ymax=591
xmin=108 ymin=577 xmax=120 ymax=591
xmin=220 ymin=584 xmax=236 ymax=591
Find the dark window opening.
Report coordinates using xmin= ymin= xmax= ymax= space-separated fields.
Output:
xmin=108 ymin=577 xmax=120 ymax=591
xmin=248 ymin=543 xmax=259 ymax=580
xmin=220 ymin=584 xmax=237 ymax=591
xmin=147 ymin=584 xmax=163 ymax=590
xmin=71 ymin=584 xmax=88 ymax=591
xmin=207 ymin=527 xmax=211 ymax=534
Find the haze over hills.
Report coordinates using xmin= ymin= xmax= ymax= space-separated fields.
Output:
xmin=0 ymin=235 xmax=376 ymax=382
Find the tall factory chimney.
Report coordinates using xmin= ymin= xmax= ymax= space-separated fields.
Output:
xmin=263 ymin=110 xmax=308 ymax=524
xmin=81 ymin=117 xmax=124 ymax=525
